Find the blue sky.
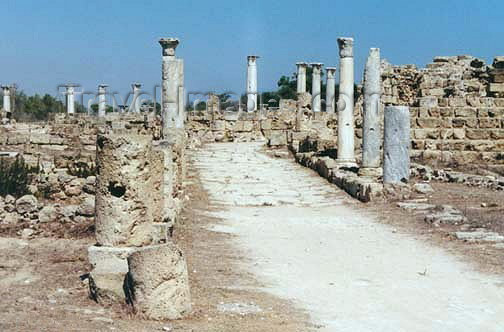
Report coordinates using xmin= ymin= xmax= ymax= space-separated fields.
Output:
xmin=1 ymin=0 xmax=503 ymax=101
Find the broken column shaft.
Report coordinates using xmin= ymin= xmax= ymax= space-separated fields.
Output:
xmin=360 ymin=48 xmax=382 ymax=176
xmin=383 ymin=106 xmax=411 ymax=183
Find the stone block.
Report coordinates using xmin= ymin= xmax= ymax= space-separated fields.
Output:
xmin=416 ymin=118 xmax=441 ymax=128
xmin=466 ymin=129 xmax=490 ymax=140
xmin=268 ymin=130 xmax=287 ymax=146
xmin=479 ymin=118 xmax=500 ymax=128
xmin=454 ymin=108 xmax=477 ymax=117
xmin=489 ymin=83 xmax=504 ymax=93
xmin=419 ymin=97 xmax=438 ymax=108
xmin=491 ymin=130 xmax=504 ymax=139
xmin=88 ymin=246 xmax=137 ymax=302
xmin=127 ymin=244 xmax=191 ymax=320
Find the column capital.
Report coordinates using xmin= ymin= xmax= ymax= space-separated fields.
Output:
xmin=247 ymin=55 xmax=260 ymax=63
xmin=1 ymin=85 xmax=11 ymax=92
xmin=131 ymin=82 xmax=142 ymax=90
xmin=159 ymin=38 xmax=180 ymax=56
xmin=310 ymin=63 xmax=324 ymax=72
xmin=296 ymin=62 xmax=308 ymax=67
xmin=326 ymin=67 xmax=337 ymax=78
xmin=98 ymin=84 xmax=108 ymax=93
xmin=338 ymin=37 xmax=354 ymax=58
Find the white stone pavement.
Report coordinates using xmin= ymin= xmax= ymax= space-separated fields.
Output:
xmin=192 ymin=142 xmax=504 ymax=332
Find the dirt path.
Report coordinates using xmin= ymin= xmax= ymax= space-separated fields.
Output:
xmin=193 ymin=142 xmax=504 ymax=331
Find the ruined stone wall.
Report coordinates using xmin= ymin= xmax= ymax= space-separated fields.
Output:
xmin=0 ymin=113 xmax=160 ymax=171
xmin=381 ymin=55 xmax=504 ymax=170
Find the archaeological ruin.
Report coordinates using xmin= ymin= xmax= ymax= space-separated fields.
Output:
xmin=1 ymin=31 xmax=504 ymax=330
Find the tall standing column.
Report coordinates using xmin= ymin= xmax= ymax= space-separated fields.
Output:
xmin=2 ymin=85 xmax=11 ymax=114
xmin=360 ymin=48 xmax=382 ymax=176
xmin=65 ymin=85 xmax=76 ymax=115
xmin=159 ymin=38 xmax=181 ymax=134
xmin=325 ymin=67 xmax=337 ymax=113
xmin=130 ymin=83 xmax=142 ymax=113
xmin=336 ymin=37 xmax=356 ymax=164
xmin=296 ymin=62 xmax=308 ymax=93
xmin=311 ymin=63 xmax=323 ymax=112
xmin=98 ymin=84 xmax=108 ymax=117
xmin=246 ymin=55 xmax=259 ymax=112
xmin=383 ymin=106 xmax=410 ymax=183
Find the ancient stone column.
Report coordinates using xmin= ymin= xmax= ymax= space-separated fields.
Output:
xmin=127 ymin=244 xmax=191 ymax=320
xmin=95 ymin=133 xmax=156 ymax=247
xmin=311 ymin=63 xmax=323 ymax=113
xmin=98 ymin=84 xmax=108 ymax=117
xmin=1 ymin=85 xmax=11 ymax=114
xmin=247 ymin=55 xmax=259 ymax=112
xmin=131 ymin=83 xmax=142 ymax=113
xmin=336 ymin=37 xmax=356 ymax=164
xmin=159 ymin=38 xmax=181 ymax=133
xmin=296 ymin=62 xmax=308 ymax=93
xmin=325 ymin=67 xmax=337 ymax=113
xmin=65 ymin=85 xmax=76 ymax=115
xmin=383 ymin=106 xmax=410 ymax=183
xmin=360 ymin=48 xmax=382 ymax=176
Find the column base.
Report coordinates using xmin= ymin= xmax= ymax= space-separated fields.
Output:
xmin=358 ymin=167 xmax=383 ymax=177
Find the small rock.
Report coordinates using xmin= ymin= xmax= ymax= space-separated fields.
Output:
xmin=21 ymin=228 xmax=34 ymax=239
xmin=64 ymin=178 xmax=84 ymax=197
xmin=38 ymin=205 xmax=58 ymax=223
xmin=77 ymin=195 xmax=95 ymax=217
xmin=15 ymin=195 xmax=38 ymax=215
xmin=481 ymin=202 xmax=487 ymax=208
xmin=92 ymin=317 xmax=114 ymax=324
xmin=83 ymin=176 xmax=96 ymax=194
xmin=5 ymin=195 xmax=16 ymax=204
xmin=413 ymin=183 xmax=434 ymax=194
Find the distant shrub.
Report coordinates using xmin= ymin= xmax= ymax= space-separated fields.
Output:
xmin=0 ymin=156 xmax=39 ymax=197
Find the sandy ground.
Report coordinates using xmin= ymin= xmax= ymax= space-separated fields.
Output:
xmin=0 ymin=144 xmax=310 ymax=331
xmin=193 ymin=142 xmax=504 ymax=332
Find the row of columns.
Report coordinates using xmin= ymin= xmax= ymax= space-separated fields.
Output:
xmin=294 ymin=38 xmax=398 ymax=178
xmin=61 ymin=82 xmax=145 ymax=116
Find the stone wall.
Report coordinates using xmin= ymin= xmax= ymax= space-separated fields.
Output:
xmin=0 ymin=113 xmax=161 ymax=171
xmin=382 ymin=55 xmax=504 ymax=171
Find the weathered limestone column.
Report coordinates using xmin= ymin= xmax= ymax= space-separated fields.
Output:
xmin=127 ymin=244 xmax=191 ymax=320
xmin=130 ymin=83 xmax=142 ymax=113
xmin=360 ymin=48 xmax=382 ymax=176
xmin=311 ymin=63 xmax=323 ymax=113
xmin=296 ymin=62 xmax=308 ymax=93
xmin=246 ymin=55 xmax=259 ymax=112
xmin=65 ymin=85 xmax=76 ymax=115
xmin=95 ymin=133 xmax=156 ymax=247
xmin=175 ymin=58 xmax=185 ymax=128
xmin=159 ymin=38 xmax=181 ymax=133
xmin=98 ymin=84 xmax=108 ymax=117
xmin=336 ymin=37 xmax=356 ymax=164
xmin=383 ymin=106 xmax=410 ymax=183
xmin=325 ymin=67 xmax=337 ymax=113
xmin=1 ymin=85 xmax=11 ymax=114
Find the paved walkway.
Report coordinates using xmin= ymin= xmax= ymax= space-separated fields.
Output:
xmin=193 ymin=142 xmax=504 ymax=331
